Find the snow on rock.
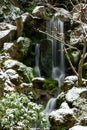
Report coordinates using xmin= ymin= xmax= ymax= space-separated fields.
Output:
xmin=66 ymin=87 xmax=87 ymax=103
xmin=3 ymin=42 xmax=17 ymax=58
xmin=21 ymin=12 xmax=30 ymax=23
xmin=54 ymin=8 xmax=71 ymax=21
xmin=64 ymin=75 xmax=78 ymax=82
xmin=49 ymin=108 xmax=76 ymax=129
xmin=69 ymin=125 xmax=87 ymax=130
xmin=32 ymin=77 xmax=45 ymax=89
xmin=4 ymin=59 xmax=34 ymax=83
xmin=4 ymin=59 xmax=18 ymax=69
xmin=32 ymin=6 xmax=47 ymax=18
xmin=4 ymin=79 xmax=15 ymax=92
xmin=0 ymin=23 xmax=17 ymax=48
xmin=5 ymin=69 xmax=19 ymax=85
xmin=60 ymin=101 xmax=70 ymax=109
xmin=32 ymin=77 xmax=45 ymax=81
xmin=3 ymin=42 xmax=14 ymax=51
xmin=17 ymin=36 xmax=31 ymax=56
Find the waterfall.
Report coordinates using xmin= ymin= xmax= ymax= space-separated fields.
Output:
xmin=45 ymin=98 xmax=57 ymax=120
xmin=34 ymin=44 xmax=41 ymax=77
xmin=45 ymin=18 xmax=65 ymax=119
xmin=47 ymin=18 xmax=65 ymax=87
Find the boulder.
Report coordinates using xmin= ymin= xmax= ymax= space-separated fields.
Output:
xmin=32 ymin=77 xmax=58 ymax=106
xmin=49 ymin=108 xmax=76 ymax=130
xmin=3 ymin=42 xmax=17 ymax=58
xmin=0 ymin=23 xmax=17 ymax=48
xmin=5 ymin=69 xmax=20 ymax=86
xmin=16 ymin=36 xmax=31 ymax=57
xmin=61 ymin=75 xmax=78 ymax=92
xmin=54 ymin=8 xmax=71 ymax=21
xmin=32 ymin=6 xmax=47 ymax=19
xmin=4 ymin=59 xmax=35 ymax=83
xmin=66 ymin=87 xmax=87 ymax=103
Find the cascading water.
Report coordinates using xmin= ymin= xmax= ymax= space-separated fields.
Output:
xmin=47 ymin=18 xmax=65 ymax=86
xmin=45 ymin=18 xmax=65 ymax=118
xmin=34 ymin=44 xmax=41 ymax=77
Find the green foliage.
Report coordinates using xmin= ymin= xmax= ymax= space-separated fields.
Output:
xmin=26 ymin=0 xmax=37 ymax=13
xmin=0 ymin=92 xmax=48 ymax=129
xmin=43 ymin=79 xmax=58 ymax=90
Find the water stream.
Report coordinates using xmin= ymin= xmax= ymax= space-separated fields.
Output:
xmin=34 ymin=18 xmax=65 ymax=125
xmin=45 ymin=18 xmax=65 ymax=119
xmin=34 ymin=44 xmax=41 ymax=77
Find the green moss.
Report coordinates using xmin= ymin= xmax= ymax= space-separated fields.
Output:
xmin=42 ymin=79 xmax=58 ymax=90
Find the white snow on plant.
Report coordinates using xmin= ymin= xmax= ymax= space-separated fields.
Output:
xmin=66 ymin=87 xmax=87 ymax=102
xmin=69 ymin=125 xmax=87 ymax=130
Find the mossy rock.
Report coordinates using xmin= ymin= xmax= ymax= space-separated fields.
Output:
xmin=32 ymin=77 xmax=58 ymax=106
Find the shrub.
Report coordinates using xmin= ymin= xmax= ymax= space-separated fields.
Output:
xmin=0 ymin=92 xmax=48 ymax=129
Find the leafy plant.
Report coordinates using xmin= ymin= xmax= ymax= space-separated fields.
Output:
xmin=0 ymin=92 xmax=48 ymax=129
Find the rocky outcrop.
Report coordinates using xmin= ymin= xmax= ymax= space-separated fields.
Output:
xmin=32 ymin=77 xmax=58 ymax=106
xmin=32 ymin=6 xmax=47 ymax=19
xmin=0 ymin=23 xmax=17 ymax=48
xmin=49 ymin=108 xmax=76 ymax=130
xmin=54 ymin=8 xmax=71 ymax=21
xmin=49 ymin=76 xmax=87 ymax=130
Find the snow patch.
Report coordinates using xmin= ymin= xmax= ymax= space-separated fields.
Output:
xmin=66 ymin=87 xmax=87 ymax=102
xmin=69 ymin=125 xmax=87 ymax=130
